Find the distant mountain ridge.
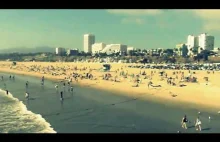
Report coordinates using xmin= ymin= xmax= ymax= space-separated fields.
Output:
xmin=0 ymin=46 xmax=56 ymax=53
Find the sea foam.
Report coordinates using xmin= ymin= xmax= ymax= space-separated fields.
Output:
xmin=0 ymin=89 xmax=56 ymax=133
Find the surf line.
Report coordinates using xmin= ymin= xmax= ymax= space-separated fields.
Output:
xmin=0 ymin=88 xmax=57 ymax=133
xmin=42 ymin=97 xmax=139 ymax=117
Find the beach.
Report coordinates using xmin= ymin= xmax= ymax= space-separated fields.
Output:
xmin=1 ymin=72 xmax=220 ymax=133
xmin=1 ymin=61 xmax=220 ymax=133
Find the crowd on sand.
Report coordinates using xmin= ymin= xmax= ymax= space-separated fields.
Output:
xmin=8 ymin=63 xmax=200 ymax=89
xmin=1 ymin=62 xmax=213 ymax=95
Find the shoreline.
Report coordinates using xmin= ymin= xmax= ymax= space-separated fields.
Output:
xmin=2 ymin=73 xmax=218 ymax=133
xmin=0 ymin=88 xmax=56 ymax=133
xmin=0 ymin=62 xmax=220 ymax=113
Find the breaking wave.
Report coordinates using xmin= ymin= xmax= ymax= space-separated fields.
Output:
xmin=0 ymin=89 xmax=56 ymax=133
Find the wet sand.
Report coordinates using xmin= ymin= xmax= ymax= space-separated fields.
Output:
xmin=1 ymin=72 xmax=220 ymax=133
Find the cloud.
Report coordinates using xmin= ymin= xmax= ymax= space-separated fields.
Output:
xmin=121 ymin=18 xmax=145 ymax=25
xmin=106 ymin=9 xmax=163 ymax=16
xmin=107 ymin=10 xmax=163 ymax=25
xmin=191 ymin=10 xmax=220 ymax=31
xmin=193 ymin=10 xmax=220 ymax=20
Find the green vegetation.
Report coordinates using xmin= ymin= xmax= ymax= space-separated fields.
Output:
xmin=0 ymin=51 xmax=220 ymax=64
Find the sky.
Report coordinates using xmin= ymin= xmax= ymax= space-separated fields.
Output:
xmin=0 ymin=9 xmax=220 ymax=50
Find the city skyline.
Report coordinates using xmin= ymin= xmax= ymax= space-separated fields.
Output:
xmin=0 ymin=9 xmax=220 ymax=49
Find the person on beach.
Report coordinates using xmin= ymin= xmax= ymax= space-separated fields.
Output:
xmin=6 ymin=90 xmax=9 ymax=95
xmin=195 ymin=117 xmax=202 ymax=131
xmin=25 ymin=92 xmax=29 ymax=99
xmin=181 ymin=115 xmax=188 ymax=129
xmin=60 ymin=91 xmax=63 ymax=101
xmin=41 ymin=81 xmax=44 ymax=86
xmin=63 ymin=82 xmax=66 ymax=91
xmin=55 ymin=84 xmax=58 ymax=90
xmin=70 ymin=86 xmax=73 ymax=93
xmin=148 ymin=81 xmax=152 ymax=88
xmin=26 ymin=81 xmax=29 ymax=89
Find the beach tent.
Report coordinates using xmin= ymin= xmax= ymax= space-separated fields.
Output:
xmin=102 ymin=64 xmax=111 ymax=71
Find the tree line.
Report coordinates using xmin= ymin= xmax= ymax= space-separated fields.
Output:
xmin=0 ymin=49 xmax=219 ymax=63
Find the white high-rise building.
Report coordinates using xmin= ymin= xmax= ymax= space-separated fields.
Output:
xmin=83 ymin=34 xmax=95 ymax=53
xmin=92 ymin=43 xmax=106 ymax=54
xmin=198 ymin=33 xmax=214 ymax=51
xmin=187 ymin=35 xmax=198 ymax=50
xmin=187 ymin=33 xmax=214 ymax=55
xmin=187 ymin=35 xmax=196 ymax=55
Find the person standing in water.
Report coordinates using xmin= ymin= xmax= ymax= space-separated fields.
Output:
xmin=195 ymin=117 xmax=202 ymax=131
xmin=25 ymin=92 xmax=29 ymax=100
xmin=60 ymin=91 xmax=63 ymax=101
xmin=9 ymin=75 xmax=11 ymax=80
xmin=1 ymin=76 xmax=3 ymax=81
xmin=12 ymin=75 xmax=15 ymax=80
xmin=25 ymin=81 xmax=29 ymax=89
xmin=181 ymin=115 xmax=188 ymax=129
xmin=70 ymin=86 xmax=73 ymax=92
xmin=70 ymin=86 xmax=74 ymax=94
xmin=67 ymin=81 xmax=70 ymax=92
xmin=55 ymin=84 xmax=58 ymax=90
xmin=41 ymin=81 xmax=44 ymax=86
xmin=41 ymin=76 xmax=44 ymax=86
xmin=63 ymin=82 xmax=66 ymax=91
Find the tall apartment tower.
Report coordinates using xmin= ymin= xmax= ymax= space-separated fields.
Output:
xmin=198 ymin=33 xmax=214 ymax=51
xmin=83 ymin=34 xmax=95 ymax=53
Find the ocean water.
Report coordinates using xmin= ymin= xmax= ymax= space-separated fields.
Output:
xmin=0 ymin=89 xmax=56 ymax=133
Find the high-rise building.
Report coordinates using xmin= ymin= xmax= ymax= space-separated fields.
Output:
xmin=187 ymin=35 xmax=198 ymax=51
xmin=198 ymin=33 xmax=214 ymax=51
xmin=187 ymin=33 xmax=214 ymax=55
xmin=83 ymin=34 xmax=95 ymax=53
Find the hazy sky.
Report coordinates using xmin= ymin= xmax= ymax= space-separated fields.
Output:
xmin=0 ymin=9 xmax=220 ymax=50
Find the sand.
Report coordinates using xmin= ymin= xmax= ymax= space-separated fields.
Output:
xmin=0 ymin=61 xmax=220 ymax=112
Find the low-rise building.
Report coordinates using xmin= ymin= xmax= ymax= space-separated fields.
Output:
xmin=127 ymin=47 xmax=136 ymax=55
xmin=92 ymin=43 xmax=106 ymax=54
xmin=149 ymin=48 xmax=163 ymax=56
xmin=55 ymin=47 xmax=66 ymax=56
xmin=66 ymin=49 xmax=79 ymax=56
xmin=174 ymin=43 xmax=188 ymax=57
xmin=101 ymin=44 xmax=127 ymax=55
